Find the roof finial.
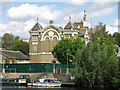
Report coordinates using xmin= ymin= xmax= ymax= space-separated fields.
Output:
xmin=49 ymin=20 xmax=53 ymax=25
xmin=69 ymin=16 xmax=71 ymax=22
xmin=37 ymin=17 xmax=38 ymax=23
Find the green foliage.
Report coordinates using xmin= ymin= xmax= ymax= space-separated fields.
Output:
xmin=72 ymin=38 xmax=85 ymax=60
xmin=52 ymin=38 xmax=85 ymax=64
xmin=113 ymin=32 xmax=120 ymax=46
xmin=91 ymin=22 xmax=107 ymax=41
xmin=118 ymin=57 xmax=120 ymax=71
xmin=11 ymin=40 xmax=29 ymax=55
xmin=91 ymin=22 xmax=114 ymax=43
xmin=12 ymin=57 xmax=17 ymax=63
xmin=6 ymin=56 xmax=10 ymax=64
xmin=73 ymin=36 xmax=119 ymax=88
xmin=52 ymin=38 xmax=72 ymax=64
xmin=1 ymin=33 xmax=14 ymax=49
xmin=1 ymin=33 xmax=29 ymax=55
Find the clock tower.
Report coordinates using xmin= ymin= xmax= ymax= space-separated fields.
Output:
xmin=29 ymin=20 xmax=61 ymax=63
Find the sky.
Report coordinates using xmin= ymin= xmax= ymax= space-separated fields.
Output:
xmin=0 ymin=0 xmax=119 ymax=40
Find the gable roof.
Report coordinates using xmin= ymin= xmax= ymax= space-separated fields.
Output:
xmin=2 ymin=50 xmax=29 ymax=60
xmin=64 ymin=21 xmax=76 ymax=30
xmin=31 ymin=23 xmax=43 ymax=31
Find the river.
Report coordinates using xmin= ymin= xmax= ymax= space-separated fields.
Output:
xmin=1 ymin=86 xmax=120 ymax=90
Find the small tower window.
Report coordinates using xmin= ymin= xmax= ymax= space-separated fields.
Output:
xmin=32 ymin=35 xmax=38 ymax=39
xmin=65 ymin=34 xmax=71 ymax=39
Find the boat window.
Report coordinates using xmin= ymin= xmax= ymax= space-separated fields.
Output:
xmin=27 ymin=75 xmax=29 ymax=78
xmin=20 ymin=76 xmax=23 ymax=78
xmin=48 ymin=80 xmax=50 ymax=82
xmin=20 ymin=76 xmax=25 ymax=79
xmin=44 ymin=80 xmax=48 ymax=82
xmin=50 ymin=80 xmax=54 ymax=82
xmin=23 ymin=76 xmax=25 ymax=79
xmin=54 ymin=80 xmax=59 ymax=83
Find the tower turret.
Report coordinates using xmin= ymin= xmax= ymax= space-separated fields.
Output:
xmin=83 ymin=10 xmax=88 ymax=28
xmin=83 ymin=10 xmax=89 ymax=39
xmin=83 ymin=10 xmax=88 ymax=21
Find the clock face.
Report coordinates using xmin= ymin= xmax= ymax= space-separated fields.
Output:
xmin=34 ymin=47 xmax=37 ymax=50
xmin=48 ymin=31 xmax=54 ymax=37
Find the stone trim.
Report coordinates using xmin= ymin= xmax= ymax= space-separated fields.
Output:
xmin=41 ymin=29 xmax=61 ymax=41
xmin=29 ymin=52 xmax=52 ymax=55
xmin=63 ymin=32 xmax=78 ymax=35
xmin=32 ymin=42 xmax=38 ymax=44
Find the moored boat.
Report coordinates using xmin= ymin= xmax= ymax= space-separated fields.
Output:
xmin=32 ymin=78 xmax=62 ymax=87
xmin=1 ymin=74 xmax=31 ymax=86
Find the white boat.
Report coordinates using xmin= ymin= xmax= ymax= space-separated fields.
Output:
xmin=32 ymin=78 xmax=62 ymax=87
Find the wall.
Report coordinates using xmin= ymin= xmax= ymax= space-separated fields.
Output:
xmin=30 ymin=54 xmax=54 ymax=63
xmin=0 ymin=63 xmax=74 ymax=73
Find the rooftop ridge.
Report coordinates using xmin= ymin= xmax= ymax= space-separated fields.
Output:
xmin=2 ymin=49 xmax=20 ymax=52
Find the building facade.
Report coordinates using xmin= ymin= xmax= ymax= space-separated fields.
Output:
xmin=29 ymin=10 xmax=92 ymax=63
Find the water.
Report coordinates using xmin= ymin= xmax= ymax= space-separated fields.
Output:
xmin=1 ymin=86 xmax=120 ymax=90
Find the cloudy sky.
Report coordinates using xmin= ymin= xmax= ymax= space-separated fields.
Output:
xmin=0 ymin=0 xmax=119 ymax=40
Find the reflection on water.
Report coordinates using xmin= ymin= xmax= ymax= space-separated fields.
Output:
xmin=1 ymin=86 xmax=120 ymax=90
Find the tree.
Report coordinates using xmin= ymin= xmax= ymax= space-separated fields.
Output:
xmin=1 ymin=33 xmax=14 ymax=49
xmin=71 ymin=38 xmax=85 ymax=60
xmin=52 ymin=38 xmax=72 ymax=64
xmin=11 ymin=40 xmax=29 ymax=55
xmin=73 ymin=36 xmax=119 ymax=88
xmin=91 ymin=23 xmax=106 ymax=40
xmin=1 ymin=33 xmax=29 ymax=55
xmin=52 ymin=38 xmax=85 ymax=64
xmin=113 ymin=32 xmax=120 ymax=46
xmin=91 ymin=22 xmax=114 ymax=43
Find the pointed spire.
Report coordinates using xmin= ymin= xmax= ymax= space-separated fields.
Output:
xmin=31 ymin=17 xmax=43 ymax=31
xmin=37 ymin=17 xmax=38 ymax=23
xmin=69 ymin=16 xmax=71 ymax=22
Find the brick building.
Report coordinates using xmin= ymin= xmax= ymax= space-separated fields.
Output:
xmin=29 ymin=10 xmax=92 ymax=63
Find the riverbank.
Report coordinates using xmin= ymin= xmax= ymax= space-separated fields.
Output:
xmin=0 ymin=73 xmax=74 ymax=82
xmin=1 ymin=73 xmax=75 ymax=87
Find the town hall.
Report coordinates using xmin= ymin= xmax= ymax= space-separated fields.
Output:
xmin=29 ymin=10 xmax=92 ymax=63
